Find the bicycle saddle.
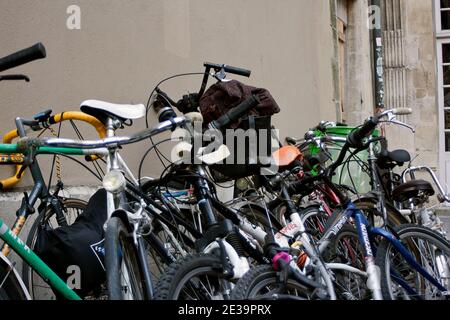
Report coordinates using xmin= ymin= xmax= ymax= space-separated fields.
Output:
xmin=376 ymin=149 xmax=411 ymax=169
xmin=80 ymin=100 xmax=146 ymax=124
xmin=392 ymin=179 xmax=435 ymax=203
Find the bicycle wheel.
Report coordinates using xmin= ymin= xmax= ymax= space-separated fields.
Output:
xmin=105 ymin=216 xmax=147 ymax=300
xmin=325 ymin=225 xmax=370 ymax=300
xmin=22 ymin=198 xmax=86 ymax=300
xmin=154 ymin=253 xmax=233 ymax=300
xmin=230 ymin=264 xmax=312 ymax=300
xmin=0 ymin=263 xmax=28 ymax=300
xmin=376 ymin=224 xmax=450 ymax=300
xmin=300 ymin=205 xmax=330 ymax=239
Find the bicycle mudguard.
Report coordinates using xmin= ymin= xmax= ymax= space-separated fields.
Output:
xmin=0 ymin=111 xmax=107 ymax=190
xmin=352 ymin=194 xmax=409 ymax=226
xmin=0 ymin=253 xmax=31 ymax=299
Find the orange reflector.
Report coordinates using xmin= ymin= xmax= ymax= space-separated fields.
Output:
xmin=272 ymin=145 xmax=302 ymax=167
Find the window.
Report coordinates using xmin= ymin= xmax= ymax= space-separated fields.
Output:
xmin=440 ymin=42 xmax=450 ymax=151
xmin=436 ymin=0 xmax=450 ymax=33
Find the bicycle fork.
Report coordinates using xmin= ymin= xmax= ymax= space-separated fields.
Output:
xmin=352 ymin=207 xmax=383 ymax=300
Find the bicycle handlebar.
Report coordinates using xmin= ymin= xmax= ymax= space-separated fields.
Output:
xmin=204 ymin=62 xmax=251 ymax=78
xmin=40 ymin=116 xmax=187 ymax=149
xmin=0 ymin=43 xmax=46 ymax=73
xmin=346 ymin=117 xmax=379 ymax=149
xmin=208 ymin=95 xmax=260 ymax=130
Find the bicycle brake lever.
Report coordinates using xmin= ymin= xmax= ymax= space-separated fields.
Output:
xmin=390 ymin=119 xmax=415 ymax=133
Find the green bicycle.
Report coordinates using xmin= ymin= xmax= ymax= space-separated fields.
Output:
xmin=0 ymin=42 xmax=107 ymax=300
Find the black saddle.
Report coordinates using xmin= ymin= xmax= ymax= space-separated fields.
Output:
xmin=392 ymin=179 xmax=435 ymax=203
xmin=377 ymin=149 xmax=411 ymax=169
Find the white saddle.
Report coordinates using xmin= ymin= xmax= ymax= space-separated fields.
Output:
xmin=80 ymin=100 xmax=146 ymax=122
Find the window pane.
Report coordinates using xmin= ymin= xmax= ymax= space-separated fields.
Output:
xmin=442 ymin=11 xmax=450 ymax=30
xmin=445 ymin=110 xmax=450 ymax=129
xmin=443 ymin=44 xmax=450 ymax=63
xmin=446 ymin=132 xmax=450 ymax=152
xmin=444 ymin=66 xmax=450 ymax=85
xmin=442 ymin=0 xmax=450 ymax=9
xmin=445 ymin=89 xmax=450 ymax=107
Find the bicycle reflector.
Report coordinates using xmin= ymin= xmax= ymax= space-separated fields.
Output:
xmin=102 ymin=170 xmax=126 ymax=194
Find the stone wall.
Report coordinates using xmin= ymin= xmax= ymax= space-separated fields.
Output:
xmin=384 ymin=0 xmax=438 ymax=170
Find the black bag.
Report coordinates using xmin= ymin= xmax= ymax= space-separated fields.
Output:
xmin=35 ymin=189 xmax=107 ymax=298
xmin=199 ymin=80 xmax=280 ymax=181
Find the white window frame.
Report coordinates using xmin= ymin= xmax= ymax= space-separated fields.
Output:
xmin=436 ymin=0 xmax=450 ymax=37
xmin=436 ymin=38 xmax=450 ymax=190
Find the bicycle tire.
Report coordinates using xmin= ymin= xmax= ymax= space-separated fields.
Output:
xmin=105 ymin=216 xmax=146 ymax=300
xmin=230 ymin=264 xmax=312 ymax=300
xmin=376 ymin=224 xmax=450 ymax=300
xmin=22 ymin=198 xmax=86 ymax=300
xmin=353 ymin=198 xmax=408 ymax=228
xmin=154 ymin=253 xmax=233 ymax=300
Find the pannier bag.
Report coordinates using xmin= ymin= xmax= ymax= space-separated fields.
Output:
xmin=35 ymin=189 xmax=107 ymax=298
xmin=199 ymin=80 xmax=280 ymax=181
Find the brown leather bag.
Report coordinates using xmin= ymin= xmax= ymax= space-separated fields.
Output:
xmin=199 ymin=80 xmax=280 ymax=128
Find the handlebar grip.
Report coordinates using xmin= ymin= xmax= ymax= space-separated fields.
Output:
xmin=0 ymin=43 xmax=46 ymax=73
xmin=223 ymin=64 xmax=251 ymax=77
xmin=392 ymin=108 xmax=412 ymax=116
xmin=209 ymin=95 xmax=260 ymax=130
xmin=204 ymin=62 xmax=251 ymax=77
xmin=347 ymin=117 xmax=379 ymax=148
xmin=0 ymin=74 xmax=30 ymax=82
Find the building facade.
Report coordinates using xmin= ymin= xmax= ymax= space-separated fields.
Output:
xmin=0 ymin=0 xmax=446 ymax=197
xmin=0 ymin=0 xmax=337 ymax=189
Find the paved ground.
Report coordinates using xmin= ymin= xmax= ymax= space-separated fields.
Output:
xmin=436 ymin=208 xmax=450 ymax=236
